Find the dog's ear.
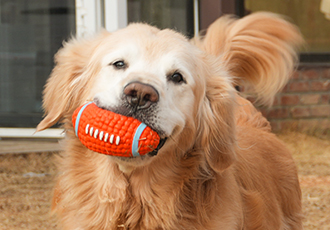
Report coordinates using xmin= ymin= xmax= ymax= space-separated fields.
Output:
xmin=37 ymin=33 xmax=107 ymax=131
xmin=194 ymin=12 xmax=303 ymax=106
xmin=196 ymin=62 xmax=237 ymax=173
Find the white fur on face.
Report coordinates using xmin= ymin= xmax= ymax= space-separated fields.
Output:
xmin=88 ymin=27 xmax=199 ymax=139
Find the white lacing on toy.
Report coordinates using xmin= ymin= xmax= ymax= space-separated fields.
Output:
xmin=85 ymin=124 xmax=120 ymax=145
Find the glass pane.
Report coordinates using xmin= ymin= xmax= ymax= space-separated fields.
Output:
xmin=0 ymin=0 xmax=75 ymax=127
xmin=245 ymin=0 xmax=330 ymax=54
xmin=127 ymin=0 xmax=194 ymax=37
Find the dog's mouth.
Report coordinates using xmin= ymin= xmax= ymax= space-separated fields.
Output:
xmin=109 ymin=137 xmax=167 ymax=164
xmin=93 ymin=99 xmax=168 ymax=157
xmin=148 ymin=137 xmax=167 ymax=156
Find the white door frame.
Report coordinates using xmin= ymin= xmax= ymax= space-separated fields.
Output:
xmin=76 ymin=0 xmax=128 ymax=37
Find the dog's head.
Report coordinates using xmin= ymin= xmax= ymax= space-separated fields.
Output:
xmin=37 ymin=23 xmax=236 ymax=172
xmin=37 ymin=13 xmax=302 ymax=173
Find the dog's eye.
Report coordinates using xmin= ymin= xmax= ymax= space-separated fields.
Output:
xmin=169 ymin=72 xmax=185 ymax=84
xmin=112 ymin=60 xmax=126 ymax=69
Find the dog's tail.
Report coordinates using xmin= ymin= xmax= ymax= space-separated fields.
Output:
xmin=193 ymin=12 xmax=304 ymax=106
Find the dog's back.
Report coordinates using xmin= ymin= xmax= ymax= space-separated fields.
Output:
xmin=233 ymin=97 xmax=302 ymax=229
xmin=195 ymin=12 xmax=304 ymax=229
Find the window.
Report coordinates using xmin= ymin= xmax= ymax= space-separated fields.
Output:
xmin=127 ymin=0 xmax=195 ymax=37
xmin=0 ymin=0 xmax=198 ymax=130
xmin=0 ymin=0 xmax=75 ymax=127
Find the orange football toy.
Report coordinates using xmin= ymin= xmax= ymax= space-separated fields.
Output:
xmin=72 ymin=102 xmax=160 ymax=157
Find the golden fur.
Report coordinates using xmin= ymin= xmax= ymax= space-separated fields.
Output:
xmin=38 ymin=12 xmax=303 ymax=229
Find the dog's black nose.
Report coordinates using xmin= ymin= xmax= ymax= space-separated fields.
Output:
xmin=124 ymin=82 xmax=159 ymax=109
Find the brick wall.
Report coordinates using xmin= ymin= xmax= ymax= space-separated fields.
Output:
xmin=258 ymin=66 xmax=330 ymax=135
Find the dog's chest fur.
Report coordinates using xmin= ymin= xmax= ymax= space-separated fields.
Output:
xmin=58 ymin=136 xmax=232 ymax=229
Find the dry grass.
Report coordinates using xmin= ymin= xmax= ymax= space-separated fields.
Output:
xmin=278 ymin=132 xmax=330 ymax=230
xmin=0 ymin=152 xmax=58 ymax=230
xmin=0 ymin=132 xmax=329 ymax=229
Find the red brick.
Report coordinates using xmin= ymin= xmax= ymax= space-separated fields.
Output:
xmin=281 ymin=84 xmax=289 ymax=93
xmin=319 ymin=119 xmax=330 ymax=129
xmin=321 ymin=94 xmax=330 ymax=104
xmin=322 ymin=68 xmax=330 ymax=79
xmin=272 ymin=96 xmax=280 ymax=106
xmin=287 ymin=81 xmax=309 ymax=92
xmin=259 ymin=108 xmax=268 ymax=117
xmin=300 ymin=94 xmax=320 ymax=105
xmin=280 ymin=95 xmax=299 ymax=105
xmin=298 ymin=119 xmax=319 ymax=131
xmin=278 ymin=120 xmax=299 ymax=130
xmin=269 ymin=121 xmax=279 ymax=131
xmin=291 ymin=107 xmax=310 ymax=118
xmin=290 ymin=119 xmax=330 ymax=133
xmin=291 ymin=71 xmax=300 ymax=80
xmin=266 ymin=108 xmax=289 ymax=119
xmin=301 ymin=69 xmax=319 ymax=80
xmin=310 ymin=80 xmax=330 ymax=91
xmin=310 ymin=105 xmax=330 ymax=117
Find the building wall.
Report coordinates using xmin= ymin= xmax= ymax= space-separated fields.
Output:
xmin=259 ymin=66 xmax=330 ymax=134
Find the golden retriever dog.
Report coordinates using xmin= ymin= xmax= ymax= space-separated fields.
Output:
xmin=37 ymin=12 xmax=304 ymax=229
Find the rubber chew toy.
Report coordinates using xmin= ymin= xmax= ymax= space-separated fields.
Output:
xmin=72 ymin=102 xmax=160 ymax=157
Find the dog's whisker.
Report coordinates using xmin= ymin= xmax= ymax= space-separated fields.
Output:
xmin=236 ymin=143 xmax=256 ymax=151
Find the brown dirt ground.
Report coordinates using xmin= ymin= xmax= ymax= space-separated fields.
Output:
xmin=0 ymin=132 xmax=329 ymax=230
